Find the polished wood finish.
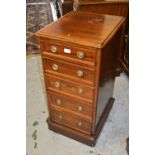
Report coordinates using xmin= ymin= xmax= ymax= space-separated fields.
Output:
xmin=49 ymin=108 xmax=92 ymax=134
xmin=43 ymin=42 xmax=96 ymax=65
xmin=47 ymin=91 xmax=93 ymax=118
xmin=36 ymin=11 xmax=125 ymax=146
xmin=43 ymin=58 xmax=95 ymax=85
xmin=36 ymin=12 xmax=124 ymax=48
xmin=45 ymin=73 xmax=95 ymax=101
xmin=73 ymin=0 xmax=129 ymax=75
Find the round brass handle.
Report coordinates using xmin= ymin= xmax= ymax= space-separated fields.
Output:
xmin=56 ymin=99 xmax=62 ymax=105
xmin=78 ymin=121 xmax=82 ymax=127
xmin=55 ymin=81 xmax=61 ymax=89
xmin=78 ymin=87 xmax=84 ymax=95
xmin=76 ymin=70 xmax=84 ymax=78
xmin=52 ymin=64 xmax=59 ymax=71
xmin=78 ymin=106 xmax=83 ymax=112
xmin=58 ymin=115 xmax=63 ymax=120
xmin=77 ymin=51 xmax=84 ymax=59
xmin=51 ymin=46 xmax=57 ymax=53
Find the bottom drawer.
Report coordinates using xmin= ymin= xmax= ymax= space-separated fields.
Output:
xmin=49 ymin=108 xmax=92 ymax=135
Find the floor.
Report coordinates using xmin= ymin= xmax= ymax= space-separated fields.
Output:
xmin=26 ymin=54 xmax=129 ymax=155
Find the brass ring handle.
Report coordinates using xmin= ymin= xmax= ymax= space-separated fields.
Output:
xmin=77 ymin=51 xmax=84 ymax=59
xmin=78 ymin=121 xmax=82 ymax=127
xmin=55 ymin=81 xmax=61 ymax=89
xmin=78 ymin=87 xmax=84 ymax=95
xmin=76 ymin=70 xmax=84 ymax=78
xmin=78 ymin=106 xmax=83 ymax=112
xmin=52 ymin=64 xmax=59 ymax=71
xmin=51 ymin=46 xmax=57 ymax=53
xmin=58 ymin=115 xmax=63 ymax=120
xmin=56 ymin=99 xmax=62 ymax=105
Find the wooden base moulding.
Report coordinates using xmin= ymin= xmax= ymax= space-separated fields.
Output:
xmin=47 ymin=98 xmax=115 ymax=146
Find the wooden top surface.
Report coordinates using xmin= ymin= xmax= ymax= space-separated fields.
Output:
xmin=36 ymin=11 xmax=125 ymax=48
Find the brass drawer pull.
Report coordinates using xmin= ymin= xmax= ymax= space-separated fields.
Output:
xmin=78 ymin=87 xmax=84 ymax=95
xmin=55 ymin=81 xmax=61 ymax=89
xmin=76 ymin=70 xmax=84 ymax=78
xmin=78 ymin=106 xmax=83 ymax=112
xmin=78 ymin=121 xmax=82 ymax=127
xmin=77 ymin=51 xmax=84 ymax=59
xmin=58 ymin=115 xmax=63 ymax=120
xmin=56 ymin=99 xmax=62 ymax=105
xmin=52 ymin=64 xmax=59 ymax=71
xmin=51 ymin=46 xmax=57 ymax=53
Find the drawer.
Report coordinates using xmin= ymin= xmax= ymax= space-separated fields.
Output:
xmin=45 ymin=74 xmax=94 ymax=101
xmin=49 ymin=108 xmax=92 ymax=134
xmin=43 ymin=58 xmax=95 ymax=85
xmin=47 ymin=91 xmax=93 ymax=119
xmin=44 ymin=43 xmax=96 ymax=65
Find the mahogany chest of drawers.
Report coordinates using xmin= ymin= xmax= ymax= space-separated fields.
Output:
xmin=36 ymin=11 xmax=125 ymax=146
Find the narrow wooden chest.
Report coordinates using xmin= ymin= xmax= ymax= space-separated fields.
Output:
xmin=36 ymin=11 xmax=125 ymax=146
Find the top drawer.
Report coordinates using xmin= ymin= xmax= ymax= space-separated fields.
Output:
xmin=43 ymin=42 xmax=96 ymax=66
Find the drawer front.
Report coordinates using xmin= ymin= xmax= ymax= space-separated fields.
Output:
xmin=44 ymin=43 xmax=96 ymax=64
xmin=45 ymin=74 xmax=94 ymax=101
xmin=47 ymin=91 xmax=93 ymax=119
xmin=49 ymin=108 xmax=92 ymax=134
xmin=43 ymin=58 xmax=95 ymax=85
